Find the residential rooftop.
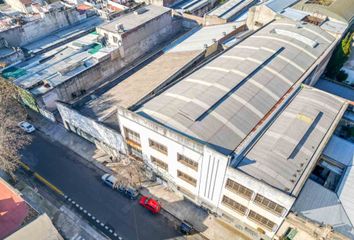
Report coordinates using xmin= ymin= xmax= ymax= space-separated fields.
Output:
xmin=137 ymin=18 xmax=335 ymax=155
xmin=4 ymin=33 xmax=115 ymax=95
xmin=238 ymin=86 xmax=346 ymax=195
xmin=97 ymin=5 xmax=170 ymax=34
xmin=78 ymin=23 xmax=243 ymax=122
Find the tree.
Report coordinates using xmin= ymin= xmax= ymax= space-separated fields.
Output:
xmin=326 ymin=32 xmax=353 ymax=79
xmin=0 ymin=79 xmax=30 ymax=179
xmin=336 ymin=69 xmax=348 ymax=82
xmin=107 ymin=156 xmax=146 ymax=189
xmin=341 ymin=32 xmax=353 ymax=56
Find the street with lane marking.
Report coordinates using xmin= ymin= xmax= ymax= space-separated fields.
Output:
xmin=21 ymin=132 xmax=182 ymax=240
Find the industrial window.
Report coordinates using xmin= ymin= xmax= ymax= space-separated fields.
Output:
xmin=177 ymin=154 xmax=198 ymax=171
xmin=149 ymin=139 xmax=168 ymax=155
xmin=151 ymin=156 xmax=168 ymax=171
xmin=222 ymin=195 xmax=247 ymax=215
xmin=248 ymin=210 xmax=277 ymax=231
xmin=177 ymin=170 xmax=197 ymax=187
xmin=124 ymin=127 xmax=141 ymax=145
xmin=254 ymin=194 xmax=286 ymax=216
xmin=225 ymin=179 xmax=254 ymax=200
xmin=129 ymin=145 xmax=143 ymax=160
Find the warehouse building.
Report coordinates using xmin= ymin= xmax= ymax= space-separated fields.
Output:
xmin=56 ymin=16 xmax=354 ymax=238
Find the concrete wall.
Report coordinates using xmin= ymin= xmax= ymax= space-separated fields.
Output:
xmin=57 ymin=102 xmax=125 ymax=157
xmin=42 ymin=49 xmax=124 ymax=110
xmin=98 ymin=10 xmax=181 ymax=63
xmin=0 ymin=9 xmax=88 ymax=47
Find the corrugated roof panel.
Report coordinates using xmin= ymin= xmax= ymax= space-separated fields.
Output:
xmin=139 ymin=19 xmax=336 ymax=155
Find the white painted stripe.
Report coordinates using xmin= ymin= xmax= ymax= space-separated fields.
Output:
xmin=222 ymin=48 xmax=306 ymax=73
xmin=164 ymin=93 xmax=247 ymax=138
xmin=184 ymin=79 xmax=264 ymax=118
xmin=251 ymin=35 xmax=317 ymax=59
xmin=260 ymin=47 xmax=306 ymax=72
xmin=263 ymin=66 xmax=293 ymax=86
xmin=220 ymin=55 xmax=294 ymax=86
xmin=204 ymin=66 xmax=229 ymax=72
xmin=233 ymin=45 xmax=259 ymax=50
xmin=296 ymin=95 xmax=340 ymax=113
xmin=221 ymin=55 xmax=245 ymax=61
xmin=231 ymin=69 xmax=247 ymax=77
xmin=143 ymin=108 xmax=197 ymax=136
xmin=165 ymin=92 xmax=190 ymax=102
xmin=248 ymin=78 xmax=279 ymax=100
xmin=271 ymin=22 xmax=332 ymax=43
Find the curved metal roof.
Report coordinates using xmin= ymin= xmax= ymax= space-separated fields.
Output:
xmin=137 ymin=19 xmax=335 ymax=155
xmin=292 ymin=0 xmax=354 ymax=24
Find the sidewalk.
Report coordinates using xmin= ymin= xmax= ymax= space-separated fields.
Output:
xmin=141 ymin=184 xmax=251 ymax=240
xmin=14 ymin=179 xmax=108 ymax=240
xmin=29 ymin=111 xmax=114 ymax=174
xmin=29 ymin=112 xmax=251 ymax=240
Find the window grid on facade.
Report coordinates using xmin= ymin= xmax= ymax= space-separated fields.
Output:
xmin=254 ymin=194 xmax=286 ymax=216
xmin=248 ymin=210 xmax=277 ymax=231
xmin=177 ymin=170 xmax=197 ymax=187
xmin=124 ymin=127 xmax=141 ymax=145
xmin=149 ymin=139 xmax=168 ymax=155
xmin=151 ymin=156 xmax=168 ymax=171
xmin=222 ymin=195 xmax=247 ymax=215
xmin=177 ymin=154 xmax=198 ymax=171
xmin=225 ymin=179 xmax=254 ymax=200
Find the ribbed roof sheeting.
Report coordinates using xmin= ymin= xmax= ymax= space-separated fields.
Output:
xmin=292 ymin=0 xmax=354 ymax=24
xmin=293 ymin=179 xmax=354 ymax=239
xmin=137 ymin=19 xmax=335 ymax=155
xmin=239 ymin=87 xmax=345 ymax=194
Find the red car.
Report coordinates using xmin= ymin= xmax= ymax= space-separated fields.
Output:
xmin=139 ymin=195 xmax=161 ymax=214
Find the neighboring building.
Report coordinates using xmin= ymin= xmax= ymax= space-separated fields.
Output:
xmin=57 ymin=16 xmax=352 ymax=239
xmin=96 ymin=5 xmax=180 ymax=62
xmin=3 ymin=5 xmax=181 ymax=118
xmin=292 ymin=0 xmax=354 ymax=26
xmin=207 ymin=0 xmax=259 ymax=22
xmin=5 ymin=214 xmax=63 ymax=240
xmin=0 ymin=178 xmax=62 ymax=240
xmin=171 ymin=0 xmax=217 ymax=17
xmin=0 ymin=6 xmax=93 ymax=47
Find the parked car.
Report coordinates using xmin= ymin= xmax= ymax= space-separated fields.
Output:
xmin=18 ymin=121 xmax=35 ymax=133
xmin=118 ymin=186 xmax=139 ymax=200
xmin=139 ymin=195 xmax=161 ymax=214
xmin=180 ymin=221 xmax=194 ymax=235
xmin=101 ymin=174 xmax=139 ymax=200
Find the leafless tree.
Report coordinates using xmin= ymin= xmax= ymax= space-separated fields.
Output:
xmin=107 ymin=156 xmax=146 ymax=189
xmin=0 ymin=79 xmax=30 ymax=178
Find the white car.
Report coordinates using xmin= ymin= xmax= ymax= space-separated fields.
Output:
xmin=18 ymin=121 xmax=35 ymax=133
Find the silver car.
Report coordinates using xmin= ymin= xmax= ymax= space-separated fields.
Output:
xmin=18 ymin=121 xmax=35 ymax=133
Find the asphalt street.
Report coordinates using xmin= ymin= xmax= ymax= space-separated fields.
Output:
xmin=21 ymin=132 xmax=182 ymax=240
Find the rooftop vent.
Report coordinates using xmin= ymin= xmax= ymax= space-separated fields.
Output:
xmin=134 ymin=7 xmax=148 ymax=15
xmin=116 ymin=24 xmax=124 ymax=33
